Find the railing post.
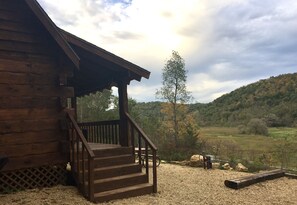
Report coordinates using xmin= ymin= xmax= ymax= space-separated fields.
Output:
xmin=118 ymin=81 xmax=129 ymax=146
xmin=88 ymin=157 xmax=94 ymax=202
xmin=145 ymin=143 xmax=149 ymax=178
xmin=82 ymin=146 xmax=85 ymax=196
xmin=138 ymin=134 xmax=142 ymax=166
xmin=153 ymin=150 xmax=157 ymax=193
xmin=76 ymin=132 xmax=80 ymax=183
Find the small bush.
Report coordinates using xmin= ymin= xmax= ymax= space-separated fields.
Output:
xmin=238 ymin=125 xmax=247 ymax=134
xmin=246 ymin=118 xmax=268 ymax=135
xmin=243 ymin=160 xmax=270 ymax=172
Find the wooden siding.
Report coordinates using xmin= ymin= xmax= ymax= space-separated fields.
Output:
xmin=0 ymin=1 xmax=73 ymax=171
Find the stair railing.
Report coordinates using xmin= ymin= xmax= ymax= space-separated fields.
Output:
xmin=125 ymin=112 xmax=158 ymax=193
xmin=66 ymin=112 xmax=95 ymax=202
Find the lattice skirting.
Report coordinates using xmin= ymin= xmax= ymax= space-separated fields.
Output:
xmin=0 ymin=164 xmax=67 ymax=194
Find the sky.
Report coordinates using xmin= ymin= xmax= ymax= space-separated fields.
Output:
xmin=37 ymin=0 xmax=297 ymax=103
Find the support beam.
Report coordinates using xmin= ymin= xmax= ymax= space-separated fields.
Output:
xmin=118 ymin=81 xmax=129 ymax=146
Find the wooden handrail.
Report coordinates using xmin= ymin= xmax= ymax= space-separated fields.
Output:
xmin=67 ymin=112 xmax=95 ymax=158
xmin=66 ymin=111 xmax=95 ymax=202
xmin=125 ymin=112 xmax=158 ymax=193
xmin=125 ymin=112 xmax=157 ymax=151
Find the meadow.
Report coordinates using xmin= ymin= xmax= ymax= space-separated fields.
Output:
xmin=199 ymin=127 xmax=297 ymax=171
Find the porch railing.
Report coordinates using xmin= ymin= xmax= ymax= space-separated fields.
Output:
xmin=78 ymin=120 xmax=120 ymax=144
xmin=126 ymin=112 xmax=158 ymax=193
xmin=66 ymin=112 xmax=95 ymax=202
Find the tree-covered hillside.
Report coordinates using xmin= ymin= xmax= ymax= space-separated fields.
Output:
xmin=133 ymin=73 xmax=297 ymax=127
xmin=190 ymin=73 xmax=297 ymax=127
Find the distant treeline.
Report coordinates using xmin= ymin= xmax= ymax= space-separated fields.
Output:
xmin=134 ymin=73 xmax=297 ymax=128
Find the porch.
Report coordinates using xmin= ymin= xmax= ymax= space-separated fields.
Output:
xmin=60 ymin=27 xmax=157 ymax=203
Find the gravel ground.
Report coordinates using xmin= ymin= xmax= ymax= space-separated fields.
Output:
xmin=1 ymin=163 xmax=296 ymax=205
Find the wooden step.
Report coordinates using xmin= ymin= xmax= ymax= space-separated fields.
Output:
xmin=93 ymin=154 xmax=134 ymax=167
xmin=92 ymin=147 xmax=133 ymax=157
xmin=94 ymin=183 xmax=153 ymax=203
xmin=93 ymin=172 xmax=148 ymax=192
xmin=94 ymin=163 xmax=142 ymax=179
xmin=79 ymin=163 xmax=142 ymax=180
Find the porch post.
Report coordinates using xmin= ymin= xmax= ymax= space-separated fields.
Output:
xmin=118 ymin=81 xmax=129 ymax=146
xmin=71 ymin=97 xmax=77 ymax=120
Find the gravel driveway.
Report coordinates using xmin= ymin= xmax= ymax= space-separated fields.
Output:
xmin=1 ymin=163 xmax=296 ymax=205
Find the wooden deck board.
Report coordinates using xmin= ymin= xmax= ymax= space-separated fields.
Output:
xmin=88 ymin=143 xmax=121 ymax=150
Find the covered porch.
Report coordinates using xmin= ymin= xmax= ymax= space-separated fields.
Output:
xmin=61 ymin=30 xmax=158 ymax=202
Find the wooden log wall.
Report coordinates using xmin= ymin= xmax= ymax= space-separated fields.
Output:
xmin=0 ymin=1 xmax=74 ymax=171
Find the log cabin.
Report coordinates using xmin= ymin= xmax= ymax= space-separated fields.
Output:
xmin=0 ymin=0 xmax=157 ymax=203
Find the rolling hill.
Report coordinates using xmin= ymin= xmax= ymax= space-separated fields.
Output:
xmin=190 ymin=72 xmax=297 ymax=126
xmin=133 ymin=73 xmax=297 ymax=127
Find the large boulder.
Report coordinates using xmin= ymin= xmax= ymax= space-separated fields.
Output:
xmin=235 ymin=163 xmax=248 ymax=172
xmin=189 ymin=155 xmax=204 ymax=167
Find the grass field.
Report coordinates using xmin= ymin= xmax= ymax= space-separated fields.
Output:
xmin=199 ymin=127 xmax=297 ymax=171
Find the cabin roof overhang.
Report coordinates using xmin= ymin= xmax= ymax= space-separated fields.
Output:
xmin=60 ymin=29 xmax=150 ymax=80
xmin=60 ymin=29 xmax=150 ymax=96
xmin=24 ymin=0 xmax=150 ymax=97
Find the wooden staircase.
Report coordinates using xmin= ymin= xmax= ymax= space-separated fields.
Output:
xmin=87 ymin=146 xmax=153 ymax=203
xmin=66 ymin=112 xmax=157 ymax=203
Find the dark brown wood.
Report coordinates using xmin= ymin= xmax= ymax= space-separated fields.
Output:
xmin=118 ymin=81 xmax=129 ymax=146
xmin=0 ymin=29 xmax=45 ymax=43
xmin=0 ymin=72 xmax=58 ymax=85
xmin=0 ymin=85 xmax=74 ymax=97
xmin=0 ymin=8 xmax=36 ymax=23
xmin=0 ymin=130 xmax=63 ymax=145
xmin=81 ymin=145 xmax=154 ymax=203
xmin=67 ymin=111 xmax=95 ymax=201
xmin=24 ymin=0 xmax=80 ymax=69
xmin=60 ymin=29 xmax=150 ymax=79
xmin=0 ymin=40 xmax=56 ymax=55
xmin=94 ymin=183 xmax=153 ymax=203
xmin=0 ymin=141 xmax=61 ymax=158
xmin=0 ymin=1 xmax=155 ymax=202
xmin=0 ymin=108 xmax=61 ymax=121
xmin=125 ymin=112 xmax=158 ymax=193
xmin=1 ymin=152 xmax=67 ymax=171
xmin=0 ymin=97 xmax=59 ymax=109
xmin=285 ymin=173 xmax=297 ymax=179
xmin=78 ymin=120 xmax=120 ymax=145
xmin=0 ymin=58 xmax=59 ymax=74
xmin=224 ymin=169 xmax=285 ymax=189
xmin=0 ymin=119 xmax=59 ymax=134
xmin=0 ymin=19 xmax=41 ymax=34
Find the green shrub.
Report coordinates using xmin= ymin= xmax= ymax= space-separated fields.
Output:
xmin=246 ymin=118 xmax=268 ymax=135
xmin=243 ymin=160 xmax=270 ymax=172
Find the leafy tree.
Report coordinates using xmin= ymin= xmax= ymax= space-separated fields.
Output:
xmin=77 ymin=89 xmax=118 ymax=122
xmin=156 ymin=50 xmax=192 ymax=147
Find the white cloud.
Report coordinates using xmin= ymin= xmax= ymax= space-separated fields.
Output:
xmin=37 ymin=0 xmax=297 ymax=103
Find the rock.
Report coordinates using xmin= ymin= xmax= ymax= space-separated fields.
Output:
xmin=222 ymin=163 xmax=231 ymax=170
xmin=212 ymin=162 xmax=220 ymax=169
xmin=235 ymin=163 xmax=248 ymax=172
xmin=189 ymin=155 xmax=204 ymax=167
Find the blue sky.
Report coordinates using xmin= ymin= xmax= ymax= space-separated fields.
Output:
xmin=37 ymin=0 xmax=297 ymax=103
